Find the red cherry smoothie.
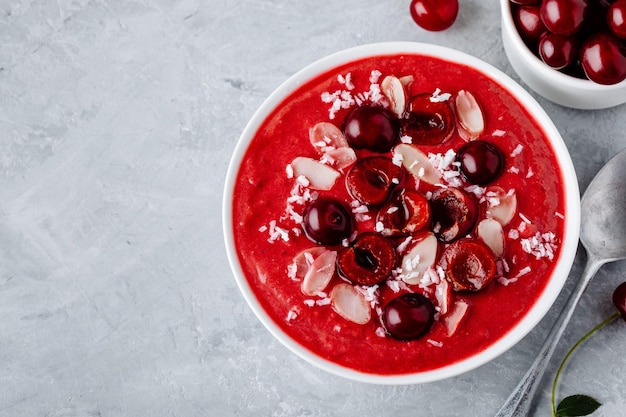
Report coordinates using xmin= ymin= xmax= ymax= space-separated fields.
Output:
xmin=231 ymin=54 xmax=565 ymax=375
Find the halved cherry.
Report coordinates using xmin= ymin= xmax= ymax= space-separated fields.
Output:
xmin=336 ymin=233 xmax=397 ymax=286
xmin=439 ymin=238 xmax=497 ymax=292
xmin=376 ymin=190 xmax=431 ymax=236
xmin=402 ymin=93 xmax=455 ymax=145
xmin=430 ymin=187 xmax=478 ymax=242
xmin=346 ymin=156 xmax=403 ymax=206
xmin=382 ymin=292 xmax=435 ymax=341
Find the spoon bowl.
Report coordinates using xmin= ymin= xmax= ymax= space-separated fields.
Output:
xmin=581 ymin=150 xmax=626 ymax=262
xmin=495 ymin=148 xmax=626 ymax=417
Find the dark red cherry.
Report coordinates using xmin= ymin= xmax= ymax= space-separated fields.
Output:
xmin=430 ymin=187 xmax=478 ymax=243
xmin=302 ymin=197 xmax=354 ymax=246
xmin=377 ymin=190 xmax=431 ymax=236
xmin=457 ymin=140 xmax=505 ymax=185
xmin=402 ymin=93 xmax=455 ymax=145
xmin=439 ymin=238 xmax=497 ymax=292
xmin=580 ymin=33 xmax=626 ymax=85
xmin=343 ymin=105 xmax=400 ymax=153
xmin=346 ymin=156 xmax=403 ymax=206
xmin=382 ymin=293 xmax=435 ymax=340
xmin=409 ymin=0 xmax=459 ymax=32
xmin=538 ymin=31 xmax=579 ymax=70
xmin=540 ymin=0 xmax=589 ymax=35
xmin=608 ymin=0 xmax=626 ymax=40
xmin=336 ymin=233 xmax=397 ymax=286
xmin=613 ymin=281 xmax=626 ymax=321
xmin=513 ymin=5 xmax=547 ymax=46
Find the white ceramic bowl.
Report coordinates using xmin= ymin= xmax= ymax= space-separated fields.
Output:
xmin=223 ymin=42 xmax=580 ymax=384
xmin=500 ymin=0 xmax=626 ymax=109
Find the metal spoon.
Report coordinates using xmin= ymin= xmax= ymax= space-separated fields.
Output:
xmin=495 ymin=149 xmax=626 ymax=417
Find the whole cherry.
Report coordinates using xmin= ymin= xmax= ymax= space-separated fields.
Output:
xmin=410 ymin=0 xmax=459 ymax=32
xmin=612 ymin=281 xmax=626 ymax=321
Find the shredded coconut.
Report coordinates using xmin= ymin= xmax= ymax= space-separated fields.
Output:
xmin=521 ymin=231 xmax=558 ymax=260
xmin=510 ymin=144 xmax=524 ymax=157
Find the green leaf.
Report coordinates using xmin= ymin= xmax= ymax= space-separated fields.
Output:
xmin=556 ymin=395 xmax=601 ymax=416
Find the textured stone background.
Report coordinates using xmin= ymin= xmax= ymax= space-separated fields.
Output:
xmin=1 ymin=0 xmax=625 ymax=416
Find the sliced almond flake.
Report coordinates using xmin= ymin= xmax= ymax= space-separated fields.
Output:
xmin=400 ymin=233 xmax=438 ymax=285
xmin=394 ymin=143 xmax=442 ymax=185
xmin=381 ymin=75 xmax=407 ymax=118
xmin=555 ymin=211 xmax=565 ymax=220
xmin=478 ymin=218 xmax=505 ymax=257
xmin=291 ymin=157 xmax=340 ymax=190
xmin=485 ymin=186 xmax=517 ymax=226
xmin=526 ymin=167 xmax=534 ymax=178
xmin=309 ymin=122 xmax=349 ymax=152
xmin=455 ymin=90 xmax=485 ymax=141
xmin=330 ymin=283 xmax=371 ymax=325
xmin=443 ymin=300 xmax=470 ymax=337
xmin=324 ymin=146 xmax=357 ymax=171
xmin=492 ymin=129 xmax=506 ymax=137
xmin=286 ymin=164 xmax=294 ymax=179
xmin=291 ymin=247 xmax=327 ymax=280
xmin=375 ymin=327 xmax=387 ymax=337
xmin=301 ymin=250 xmax=337 ymax=296
xmin=400 ymin=135 xmax=413 ymax=144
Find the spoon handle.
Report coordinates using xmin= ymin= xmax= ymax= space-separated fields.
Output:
xmin=494 ymin=258 xmax=603 ymax=417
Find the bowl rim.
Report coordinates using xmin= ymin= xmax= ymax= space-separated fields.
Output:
xmin=222 ymin=41 xmax=581 ymax=384
xmin=499 ymin=0 xmax=626 ymax=92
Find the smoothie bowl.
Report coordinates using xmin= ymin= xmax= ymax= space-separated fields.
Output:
xmin=223 ymin=42 xmax=580 ymax=384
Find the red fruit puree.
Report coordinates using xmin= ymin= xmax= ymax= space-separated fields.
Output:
xmin=231 ymin=54 xmax=565 ymax=376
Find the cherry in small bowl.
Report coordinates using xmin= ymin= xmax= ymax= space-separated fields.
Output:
xmin=501 ymin=0 xmax=626 ymax=109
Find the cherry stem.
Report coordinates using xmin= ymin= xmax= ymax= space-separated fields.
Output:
xmin=550 ymin=311 xmax=620 ymax=417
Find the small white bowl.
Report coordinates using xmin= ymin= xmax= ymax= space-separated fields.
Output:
xmin=223 ymin=42 xmax=580 ymax=384
xmin=500 ymin=0 xmax=626 ymax=109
